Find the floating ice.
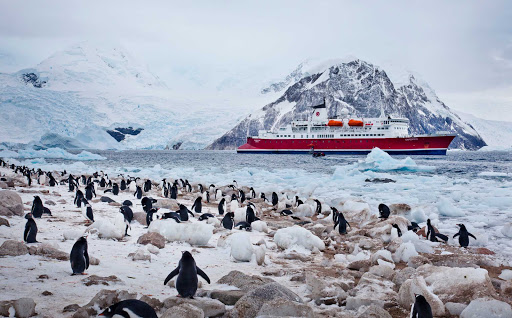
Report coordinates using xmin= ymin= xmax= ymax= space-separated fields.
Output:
xmin=149 ymin=219 xmax=213 ymax=245
xmin=356 ymin=148 xmax=435 ymax=172
xmin=502 ymin=223 xmax=512 ymax=238
xmin=274 ymin=226 xmax=325 ymax=251
xmin=0 ymin=147 xmax=106 ymax=161
xmin=437 ymin=198 xmax=465 ymax=217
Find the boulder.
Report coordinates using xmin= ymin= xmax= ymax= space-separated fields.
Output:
xmin=161 ymin=303 xmax=204 ymax=318
xmin=44 ymin=200 xmax=56 ymax=206
xmin=163 ymin=297 xmax=225 ymax=317
xmin=356 ymin=304 xmax=392 ymax=318
xmin=230 ymin=283 xmax=302 ymax=318
xmin=155 ymin=199 xmax=180 ymax=210
xmin=209 ymin=290 xmax=246 ymax=305
xmin=0 ymin=190 xmax=24 ymax=216
xmin=392 ymin=267 xmax=417 ymax=289
xmin=128 ymin=249 xmax=151 ymax=262
xmin=63 ymin=304 xmax=80 ymax=313
xmin=256 ymin=298 xmax=314 ymax=318
xmin=12 ymin=298 xmax=36 ymax=317
xmin=133 ymin=212 xmax=147 ymax=226
xmin=77 ymin=289 xmax=137 ymax=316
xmin=345 ymin=273 xmax=397 ymax=310
xmin=139 ymin=295 xmax=163 ymax=312
xmin=81 ymin=275 xmax=122 ymax=286
xmin=0 ymin=240 xmax=29 ymax=256
xmin=460 ymin=298 xmax=512 ymax=318
xmin=398 ymin=277 xmax=445 ymax=316
xmin=217 ymin=270 xmax=275 ymax=292
xmin=28 ymin=244 xmax=69 ymax=261
xmin=137 ymin=232 xmax=165 ymax=249
xmin=0 ymin=216 xmax=10 ymax=227
xmin=445 ymin=302 xmax=468 ymax=316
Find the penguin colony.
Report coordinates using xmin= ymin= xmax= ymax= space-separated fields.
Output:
xmin=0 ymin=157 xmax=501 ymax=318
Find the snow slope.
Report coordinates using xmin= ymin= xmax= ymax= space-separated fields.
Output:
xmin=457 ymin=111 xmax=512 ymax=150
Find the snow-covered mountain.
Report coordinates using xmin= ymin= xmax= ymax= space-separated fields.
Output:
xmin=457 ymin=112 xmax=512 ymax=150
xmin=207 ymin=59 xmax=486 ymax=150
xmin=0 ymin=42 xmax=246 ymax=150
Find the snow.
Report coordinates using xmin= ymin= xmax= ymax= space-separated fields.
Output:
xmin=437 ymin=198 xmax=465 ymax=217
xmin=229 ymin=232 xmax=254 ymax=262
xmin=460 ymin=298 xmax=512 ymax=318
xmin=251 ymin=220 xmax=268 ymax=233
xmin=148 ymin=219 xmax=213 ymax=246
xmin=393 ymin=242 xmax=418 ymax=262
xmin=0 ymin=147 xmax=106 ymax=161
xmin=502 ymin=223 xmax=512 ymax=238
xmin=273 ymin=226 xmax=325 ymax=251
xmin=498 ymin=269 xmax=512 ymax=281
xmin=88 ymin=214 xmax=126 ymax=240
xmin=457 ymin=111 xmax=512 ymax=148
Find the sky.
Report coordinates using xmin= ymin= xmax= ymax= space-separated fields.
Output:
xmin=0 ymin=0 xmax=511 ymax=120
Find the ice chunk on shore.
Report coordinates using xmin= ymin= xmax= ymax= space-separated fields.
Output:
xmin=460 ymin=298 xmax=512 ymax=318
xmin=501 ymin=223 xmax=512 ymax=238
xmin=274 ymin=226 xmax=325 ymax=251
xmin=393 ymin=242 xmax=418 ymax=262
xmin=0 ymin=147 xmax=106 ymax=161
xmin=88 ymin=214 xmax=126 ymax=240
xmin=230 ymin=232 xmax=253 ymax=262
xmin=149 ymin=219 xmax=213 ymax=245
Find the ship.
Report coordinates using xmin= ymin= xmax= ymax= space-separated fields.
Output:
xmin=237 ymin=99 xmax=456 ymax=155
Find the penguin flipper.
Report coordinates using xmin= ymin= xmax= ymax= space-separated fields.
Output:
xmin=196 ymin=266 xmax=210 ymax=284
xmin=435 ymin=233 xmax=449 ymax=242
xmin=453 ymin=232 xmax=459 ymax=238
xmin=188 ymin=210 xmax=195 ymax=218
xmin=333 ymin=220 xmax=339 ymax=230
xmin=85 ymin=251 xmax=90 ymax=269
xmin=469 ymin=233 xmax=477 ymax=240
xmin=164 ymin=266 xmax=180 ymax=285
xmin=347 ymin=221 xmax=351 ymax=228
xmin=24 ymin=224 xmax=29 ymax=242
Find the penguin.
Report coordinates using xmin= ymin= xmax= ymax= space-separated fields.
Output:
xmin=426 ymin=219 xmax=448 ymax=242
xmin=331 ymin=207 xmax=339 ymax=222
xmin=215 ymin=189 xmax=223 ymax=200
xmin=392 ymin=224 xmax=402 ymax=237
xmin=178 ymin=204 xmax=194 ymax=221
xmin=81 ymin=199 xmax=94 ymax=223
xmin=198 ymin=184 xmax=204 ymax=193
xmin=249 ymin=187 xmax=256 ymax=199
xmin=162 ymin=183 xmax=168 ymax=198
xmin=235 ymin=221 xmax=252 ymax=231
xmin=222 ymin=212 xmax=235 ymax=230
xmin=314 ymin=199 xmax=322 ymax=214
xmin=99 ymin=177 xmax=106 ymax=188
xmin=408 ymin=222 xmax=421 ymax=233
xmin=25 ymin=171 xmax=32 ymax=187
xmin=68 ymin=174 xmax=76 ymax=192
xmin=191 ymin=197 xmax=202 ymax=214
xmin=160 ymin=211 xmax=181 ymax=223
xmin=218 ymin=198 xmax=226 ymax=215
xmin=453 ymin=224 xmax=476 ymax=247
xmin=272 ymin=192 xmax=278 ymax=207
xmin=120 ymin=179 xmax=127 ymax=191
xmin=144 ymin=179 xmax=152 ymax=192
xmin=48 ymin=173 xmax=56 ymax=186
xmin=246 ymin=205 xmax=258 ymax=224
xmin=112 ymin=183 xmax=119 ymax=195
xmin=202 ymin=190 xmax=210 ymax=203
xmin=378 ymin=203 xmax=391 ymax=219
xmin=295 ymin=196 xmax=304 ymax=207
xmin=260 ymin=193 xmax=267 ymax=201
xmin=74 ymin=190 xmax=84 ymax=208
xmin=141 ymin=197 xmax=154 ymax=213
xmin=122 ymin=200 xmax=133 ymax=207
xmin=134 ymin=186 xmax=142 ymax=199
xmin=411 ymin=294 xmax=433 ymax=318
xmin=238 ymin=189 xmax=245 ymax=204
xmin=70 ymin=236 xmax=89 ymax=275
xmin=120 ymin=206 xmax=133 ymax=236
xmin=280 ymin=209 xmax=293 ymax=216
xmin=334 ymin=211 xmax=351 ymax=234
xmin=85 ymin=183 xmax=96 ymax=200
xmin=99 ymin=299 xmax=157 ymax=318
xmin=146 ymin=208 xmax=158 ymax=227
xmin=31 ymin=196 xmax=44 ymax=218
xmin=185 ymin=181 xmax=192 ymax=193
xmin=198 ymin=213 xmax=215 ymax=221
xmin=170 ymin=183 xmax=178 ymax=200
xmin=24 ymin=213 xmax=38 ymax=243
xmin=232 ymin=180 xmax=238 ymax=188
xmin=164 ymin=251 xmax=210 ymax=298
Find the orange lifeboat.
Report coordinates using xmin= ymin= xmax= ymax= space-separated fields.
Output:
xmin=327 ymin=120 xmax=343 ymax=126
xmin=348 ymin=119 xmax=364 ymax=126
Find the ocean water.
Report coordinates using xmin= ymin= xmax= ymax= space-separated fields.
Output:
xmin=8 ymin=149 xmax=512 ymax=261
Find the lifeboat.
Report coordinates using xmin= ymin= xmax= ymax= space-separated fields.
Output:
xmin=348 ymin=119 xmax=364 ymax=126
xmin=327 ymin=120 xmax=343 ymax=126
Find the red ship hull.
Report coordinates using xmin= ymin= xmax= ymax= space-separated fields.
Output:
xmin=237 ymin=135 xmax=456 ymax=155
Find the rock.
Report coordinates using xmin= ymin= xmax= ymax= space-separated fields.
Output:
xmin=398 ymin=277 xmax=445 ymax=316
xmin=230 ymin=232 xmax=254 ymax=262
xmin=416 ymin=264 xmax=497 ymax=303
xmin=41 ymin=291 xmax=53 ymax=296
xmin=44 ymin=200 xmax=56 ymax=206
xmin=460 ymin=298 xmax=512 ymax=318
xmin=370 ymin=250 xmax=393 ymax=265
xmin=389 ymin=203 xmax=411 ymax=215
xmin=217 ymin=270 xmax=275 ymax=292
xmin=57 ymin=199 xmax=66 ymax=204
xmin=392 ymin=267 xmax=417 ymax=288
xmin=72 ymin=307 xmax=95 ymax=318
xmin=473 ymin=247 xmax=495 ymax=255
xmin=63 ymin=304 xmax=80 ymax=313
xmin=161 ymin=303 xmax=204 ymax=318
xmin=133 ymin=212 xmax=147 ymax=226
xmin=0 ymin=190 xmax=24 ymax=216
xmin=501 ymin=280 xmax=512 ymax=295
xmin=345 ymin=273 xmax=397 ymax=310
xmin=230 ymin=282 xmax=302 ymax=318
xmin=356 ymin=304 xmax=392 ymax=318
xmin=137 ymin=232 xmax=165 ymax=249
xmin=369 ymin=265 xmax=395 ymax=280
xmin=0 ymin=181 xmax=6 ymax=189
xmin=81 ymin=275 xmax=122 ymax=286
xmin=163 ymin=297 xmax=225 ymax=317
xmin=89 ymin=256 xmax=100 ymax=265
xmin=282 ymin=252 xmax=313 ymax=262
xmin=256 ymin=298 xmax=314 ymax=318
xmin=209 ymin=290 xmax=246 ymax=305
xmin=347 ymin=259 xmax=371 ymax=272
xmin=139 ymin=295 xmax=163 ymax=312
xmin=108 ymin=201 xmax=121 ymax=207
xmin=0 ymin=240 xmax=28 ymax=256
xmin=128 ymin=249 xmax=151 ymax=262
xmin=155 ymin=198 xmax=180 ymax=210
xmin=147 ymin=244 xmax=160 ymax=255
xmin=0 ymin=216 xmax=10 ymax=227
xmin=10 ymin=298 xmax=36 ymax=318
xmin=28 ymin=244 xmax=69 ymax=261
xmin=0 ymin=301 xmax=11 ymax=317
xmin=100 ymin=196 xmax=115 ymax=203
xmin=445 ymin=302 xmax=468 ymax=316
xmin=407 ymin=255 xmax=431 ymax=268
xmin=79 ymin=289 xmax=137 ymax=316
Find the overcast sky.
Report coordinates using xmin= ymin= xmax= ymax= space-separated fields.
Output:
xmin=0 ymin=0 xmax=511 ymax=120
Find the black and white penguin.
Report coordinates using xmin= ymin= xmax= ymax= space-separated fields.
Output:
xmin=271 ymin=192 xmax=278 ymax=207
xmin=453 ymin=224 xmax=476 ymax=247
xmin=120 ymin=179 xmax=127 ymax=191
xmin=160 ymin=211 xmax=181 ymax=223
xmin=164 ymin=251 xmax=210 ymax=298
xmin=185 ymin=180 xmax=192 ymax=193
xmin=238 ymin=189 xmax=245 ymax=204
xmin=392 ymin=224 xmax=402 ymax=237
xmin=198 ymin=184 xmax=204 ymax=193
xmin=85 ymin=183 xmax=96 ymax=200
xmin=74 ymin=190 xmax=84 ymax=208
xmin=246 ymin=205 xmax=258 ymax=224
xmin=260 ymin=192 xmax=267 ymax=201
xmin=179 ymin=204 xmax=194 ymax=221
xmin=170 ymin=183 xmax=178 ymax=199
xmin=99 ymin=177 xmax=106 ymax=188
xmin=191 ymin=197 xmax=202 ymax=214
xmin=378 ymin=203 xmax=391 ymax=219
xmin=141 ymin=197 xmax=155 ymax=213
xmin=24 ymin=213 xmax=38 ymax=243
xmin=31 ymin=196 xmax=44 ymax=218
xmin=334 ymin=211 xmax=351 ymax=234
xmin=122 ymin=200 xmax=133 ymax=207
xmin=235 ymin=221 xmax=252 ymax=231
xmin=134 ymin=186 xmax=142 ymax=199
xmin=146 ymin=208 xmax=158 ymax=227
xmin=202 ymin=190 xmax=210 ymax=203
xmin=198 ymin=213 xmax=215 ymax=221
xmin=222 ymin=212 xmax=235 ymax=230
xmin=68 ymin=174 xmax=76 ymax=192
xmin=120 ymin=206 xmax=133 ymax=236
xmin=426 ymin=219 xmax=448 ymax=242
xmin=48 ymin=173 xmax=56 ymax=187
xmin=408 ymin=222 xmax=421 ymax=233
xmin=314 ymin=199 xmax=322 ymax=215
xmin=99 ymin=299 xmax=157 ymax=318
xmin=215 ymin=189 xmax=223 ymax=200
xmin=81 ymin=199 xmax=94 ymax=223
xmin=162 ymin=183 xmax=168 ymax=198
xmin=70 ymin=236 xmax=89 ymax=275
xmin=112 ymin=183 xmax=119 ymax=195
xmin=144 ymin=179 xmax=152 ymax=192
xmin=218 ymin=198 xmax=226 ymax=215
xmin=280 ymin=209 xmax=293 ymax=216
xmin=411 ymin=294 xmax=433 ymax=318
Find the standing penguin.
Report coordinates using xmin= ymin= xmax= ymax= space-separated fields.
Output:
xmin=170 ymin=183 xmax=178 ymax=199
xmin=112 ymin=183 xmax=119 ymax=195
xmin=392 ymin=224 xmax=402 ymax=237
xmin=81 ymin=199 xmax=94 ymax=223
xmin=191 ymin=197 xmax=202 ymax=214
xmin=249 ymin=187 xmax=256 ymax=199
xmin=271 ymin=192 xmax=278 ymax=208
xmin=146 ymin=208 xmax=158 ymax=227
xmin=314 ymin=199 xmax=322 ymax=215
xmin=24 ymin=213 xmax=38 ymax=243
xmin=85 ymin=183 xmax=96 ymax=200
xmin=238 ymin=189 xmax=245 ymax=204
xmin=99 ymin=299 xmax=157 ymax=318
xmin=144 ymin=179 xmax=152 ymax=192
xmin=120 ymin=206 xmax=133 ymax=236
xmin=164 ymin=251 xmax=210 ymax=298
xmin=222 ymin=212 xmax=235 ymax=230
xmin=378 ymin=203 xmax=391 ymax=219
xmin=74 ymin=190 xmax=84 ymax=208
xmin=426 ymin=219 xmax=448 ymax=242
xmin=334 ymin=211 xmax=351 ymax=234
xmin=246 ymin=204 xmax=258 ymax=224
xmin=218 ymin=198 xmax=226 ymax=215
xmin=134 ymin=186 xmax=142 ymax=199
xmin=179 ymin=204 xmax=195 ymax=222
xmin=31 ymin=196 xmax=44 ymax=218
xmin=120 ymin=179 xmax=127 ymax=191
xmin=411 ymin=294 xmax=433 ymax=318
xmin=453 ymin=224 xmax=476 ymax=247
xmin=70 ymin=236 xmax=89 ymax=275
xmin=202 ymin=190 xmax=210 ymax=203
xmin=68 ymin=174 xmax=77 ymax=192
